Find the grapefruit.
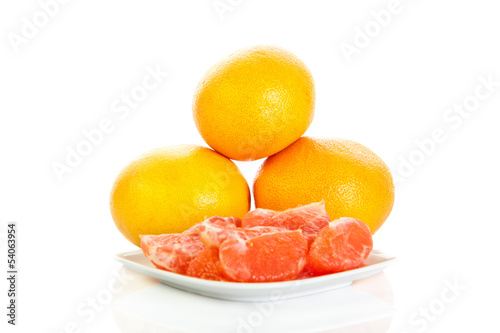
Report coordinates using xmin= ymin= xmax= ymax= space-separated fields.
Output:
xmin=200 ymin=224 xmax=285 ymax=249
xmin=219 ymin=230 xmax=308 ymax=282
xmin=307 ymin=218 xmax=373 ymax=274
xmin=110 ymin=145 xmax=250 ymax=246
xmin=140 ymin=233 xmax=206 ymax=274
xmin=254 ymin=137 xmax=395 ymax=234
xmin=186 ymin=248 xmax=228 ymax=281
xmin=241 ymin=201 xmax=330 ymax=245
xmin=193 ymin=45 xmax=315 ymax=161
xmin=241 ymin=208 xmax=276 ymax=227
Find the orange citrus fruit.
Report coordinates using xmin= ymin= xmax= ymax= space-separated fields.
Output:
xmin=307 ymin=218 xmax=373 ymax=274
xmin=254 ymin=137 xmax=395 ymax=234
xmin=110 ymin=145 xmax=250 ymax=246
xmin=193 ymin=45 xmax=315 ymax=161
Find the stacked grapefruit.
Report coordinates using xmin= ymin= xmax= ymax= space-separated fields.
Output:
xmin=110 ymin=45 xmax=395 ymax=282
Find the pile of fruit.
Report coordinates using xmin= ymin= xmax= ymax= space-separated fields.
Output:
xmin=109 ymin=45 xmax=395 ymax=282
xmin=141 ymin=202 xmax=373 ymax=282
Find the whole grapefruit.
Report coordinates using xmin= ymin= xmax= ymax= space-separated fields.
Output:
xmin=110 ymin=145 xmax=250 ymax=246
xmin=253 ymin=137 xmax=394 ymax=234
xmin=193 ymin=45 xmax=315 ymax=161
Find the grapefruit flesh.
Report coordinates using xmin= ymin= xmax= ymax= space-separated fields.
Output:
xmin=241 ymin=201 xmax=330 ymax=245
xmin=241 ymin=208 xmax=276 ymax=227
xmin=140 ymin=206 xmax=374 ymax=282
xmin=200 ymin=222 xmax=284 ymax=249
xmin=219 ymin=230 xmax=308 ymax=282
xmin=140 ymin=233 xmax=206 ymax=274
xmin=295 ymin=268 xmax=316 ymax=280
xmin=196 ymin=216 xmax=242 ymax=248
xmin=110 ymin=145 xmax=250 ymax=247
xmin=186 ymin=248 xmax=228 ymax=281
xmin=187 ymin=216 xmax=241 ymax=238
xmin=307 ymin=217 xmax=373 ymax=275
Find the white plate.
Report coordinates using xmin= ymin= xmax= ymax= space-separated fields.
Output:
xmin=114 ymin=249 xmax=396 ymax=302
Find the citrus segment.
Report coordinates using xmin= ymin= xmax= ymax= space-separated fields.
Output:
xmin=295 ymin=268 xmax=316 ymax=280
xmin=196 ymin=216 xmax=240 ymax=248
xmin=186 ymin=248 xmax=228 ymax=281
xmin=140 ymin=233 xmax=206 ymax=274
xmin=307 ymin=218 xmax=373 ymax=274
xmin=241 ymin=208 xmax=276 ymax=228
xmin=219 ymin=230 xmax=308 ymax=282
xmin=241 ymin=201 xmax=330 ymax=245
xmin=199 ymin=222 xmax=284 ymax=249
xmin=187 ymin=216 xmax=241 ymax=237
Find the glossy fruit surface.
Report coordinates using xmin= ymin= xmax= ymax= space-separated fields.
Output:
xmin=140 ymin=233 xmax=206 ymax=274
xmin=219 ymin=230 xmax=308 ymax=282
xmin=186 ymin=248 xmax=228 ymax=281
xmin=307 ymin=218 xmax=373 ymax=274
xmin=242 ymin=201 xmax=330 ymax=245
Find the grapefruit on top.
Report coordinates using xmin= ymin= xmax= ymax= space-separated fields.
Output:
xmin=254 ymin=137 xmax=395 ymax=234
xmin=193 ymin=45 xmax=315 ymax=161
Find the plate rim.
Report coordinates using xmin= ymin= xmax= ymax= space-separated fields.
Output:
xmin=114 ymin=249 xmax=397 ymax=289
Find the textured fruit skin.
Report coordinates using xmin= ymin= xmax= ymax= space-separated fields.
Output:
xmin=110 ymin=145 xmax=250 ymax=246
xmin=254 ymin=137 xmax=395 ymax=234
xmin=307 ymin=218 xmax=373 ymax=274
xmin=193 ymin=45 xmax=315 ymax=161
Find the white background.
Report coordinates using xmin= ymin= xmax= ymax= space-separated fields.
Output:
xmin=1 ymin=0 xmax=500 ymax=332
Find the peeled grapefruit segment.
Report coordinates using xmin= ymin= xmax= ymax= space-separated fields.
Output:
xmin=295 ymin=268 xmax=317 ymax=280
xmin=200 ymin=222 xmax=285 ymax=249
xmin=241 ymin=201 xmax=330 ymax=245
xmin=241 ymin=208 xmax=276 ymax=227
xmin=140 ymin=234 xmax=206 ymax=274
xmin=186 ymin=248 xmax=228 ymax=281
xmin=307 ymin=217 xmax=373 ymax=274
xmin=242 ymin=226 xmax=286 ymax=238
xmin=201 ymin=216 xmax=241 ymax=228
xmin=219 ymin=230 xmax=308 ymax=282
xmin=184 ymin=216 xmax=241 ymax=236
xmin=196 ymin=216 xmax=243 ymax=248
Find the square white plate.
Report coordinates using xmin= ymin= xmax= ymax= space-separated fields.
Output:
xmin=114 ymin=249 xmax=396 ymax=302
